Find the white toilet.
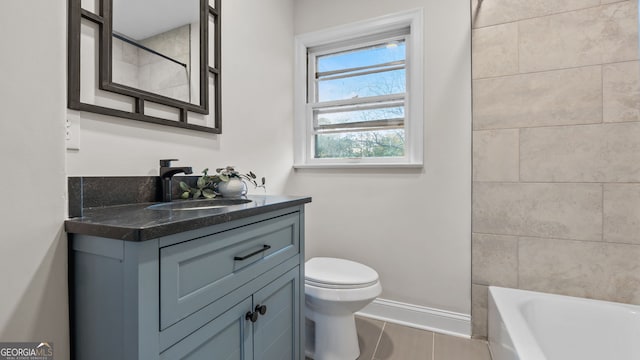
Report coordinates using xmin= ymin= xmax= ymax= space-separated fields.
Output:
xmin=304 ymin=257 xmax=382 ymax=360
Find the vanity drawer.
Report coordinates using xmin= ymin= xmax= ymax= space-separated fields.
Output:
xmin=159 ymin=212 xmax=300 ymax=330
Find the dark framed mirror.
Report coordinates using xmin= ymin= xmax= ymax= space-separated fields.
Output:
xmin=68 ymin=0 xmax=221 ymax=133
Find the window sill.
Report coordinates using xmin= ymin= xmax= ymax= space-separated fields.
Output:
xmin=292 ymin=162 xmax=423 ymax=169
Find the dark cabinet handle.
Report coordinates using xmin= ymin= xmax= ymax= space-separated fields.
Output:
xmin=255 ymin=304 xmax=267 ymax=315
xmin=245 ymin=311 xmax=258 ymax=323
xmin=234 ymin=245 xmax=271 ymax=261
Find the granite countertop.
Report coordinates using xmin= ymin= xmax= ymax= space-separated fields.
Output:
xmin=65 ymin=195 xmax=312 ymax=242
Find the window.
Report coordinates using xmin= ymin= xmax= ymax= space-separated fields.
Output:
xmin=294 ymin=10 xmax=423 ymax=167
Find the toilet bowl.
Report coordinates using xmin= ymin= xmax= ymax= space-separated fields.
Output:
xmin=304 ymin=257 xmax=382 ymax=360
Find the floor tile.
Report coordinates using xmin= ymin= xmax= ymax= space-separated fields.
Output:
xmin=372 ymin=323 xmax=433 ymax=360
xmin=433 ymin=333 xmax=491 ymax=360
xmin=307 ymin=319 xmax=491 ymax=360
xmin=355 ymin=316 xmax=385 ymax=360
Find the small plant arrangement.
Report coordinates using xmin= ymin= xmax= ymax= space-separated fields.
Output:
xmin=179 ymin=166 xmax=265 ymax=199
xmin=215 ymin=166 xmax=266 ymax=189
xmin=179 ymin=168 xmax=217 ymax=199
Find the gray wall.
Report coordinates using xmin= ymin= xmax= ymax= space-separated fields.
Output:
xmin=291 ymin=0 xmax=472 ymax=322
xmin=2 ymin=1 xmax=296 ymax=359
xmin=471 ymin=0 xmax=640 ymax=337
xmin=0 ymin=0 xmax=68 ymax=358
xmin=67 ymin=0 xmax=297 ymax=194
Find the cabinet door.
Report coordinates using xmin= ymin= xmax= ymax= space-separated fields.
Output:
xmin=160 ymin=297 xmax=253 ymax=360
xmin=252 ymin=267 xmax=300 ymax=360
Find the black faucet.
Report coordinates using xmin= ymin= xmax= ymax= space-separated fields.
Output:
xmin=159 ymin=159 xmax=193 ymax=202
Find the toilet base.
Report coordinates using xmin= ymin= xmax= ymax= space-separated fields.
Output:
xmin=305 ymin=311 xmax=360 ymax=360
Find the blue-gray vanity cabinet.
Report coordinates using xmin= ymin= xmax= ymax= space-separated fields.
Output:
xmin=70 ymin=206 xmax=305 ymax=360
xmin=252 ymin=267 xmax=300 ymax=359
xmin=159 ymin=212 xmax=300 ymax=330
xmin=161 ymin=267 xmax=300 ymax=360
xmin=160 ymin=297 xmax=253 ymax=360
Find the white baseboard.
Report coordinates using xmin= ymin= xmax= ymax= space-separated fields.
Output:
xmin=356 ymin=298 xmax=471 ymax=338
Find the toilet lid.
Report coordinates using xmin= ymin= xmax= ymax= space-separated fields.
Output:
xmin=305 ymin=257 xmax=379 ymax=287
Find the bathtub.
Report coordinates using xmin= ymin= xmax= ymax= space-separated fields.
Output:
xmin=488 ymin=286 xmax=640 ymax=360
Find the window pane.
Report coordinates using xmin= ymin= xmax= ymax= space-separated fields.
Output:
xmin=317 ymin=41 xmax=405 ymax=73
xmin=317 ymin=69 xmax=405 ymax=102
xmin=315 ymin=106 xmax=404 ymax=128
xmin=315 ymin=129 xmax=405 ymax=158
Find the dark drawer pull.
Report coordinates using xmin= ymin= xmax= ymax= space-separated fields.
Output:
xmin=255 ymin=304 xmax=267 ymax=315
xmin=246 ymin=311 xmax=258 ymax=323
xmin=234 ymin=245 xmax=271 ymax=261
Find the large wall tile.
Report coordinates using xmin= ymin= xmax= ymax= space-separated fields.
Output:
xmin=473 ymin=129 xmax=519 ymax=181
xmin=603 ymin=61 xmax=640 ymax=123
xmin=473 ymin=183 xmax=602 ymax=240
xmin=473 ymin=66 xmax=602 ymax=130
xmin=520 ymin=123 xmax=640 ymax=182
xmin=471 ymin=284 xmax=488 ymax=339
xmin=519 ymin=1 xmax=638 ymax=73
xmin=472 ymin=23 xmax=518 ymax=79
xmin=601 ymin=0 xmax=630 ymax=4
xmin=472 ymin=233 xmax=518 ymax=287
xmin=604 ymin=184 xmax=640 ymax=244
xmin=519 ymin=237 xmax=640 ymax=304
xmin=471 ymin=0 xmax=600 ymax=29
xmin=470 ymin=0 xmax=640 ymax=340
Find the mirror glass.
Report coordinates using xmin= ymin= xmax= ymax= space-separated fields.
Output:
xmin=111 ymin=0 xmax=201 ymax=105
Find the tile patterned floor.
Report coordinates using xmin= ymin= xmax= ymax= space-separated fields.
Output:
xmin=307 ymin=316 xmax=492 ymax=360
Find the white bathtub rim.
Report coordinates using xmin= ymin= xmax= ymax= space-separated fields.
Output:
xmin=489 ymin=286 xmax=547 ymax=360
xmin=489 ymin=286 xmax=640 ymax=360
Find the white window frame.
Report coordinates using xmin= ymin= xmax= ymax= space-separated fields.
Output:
xmin=294 ymin=9 xmax=423 ymax=168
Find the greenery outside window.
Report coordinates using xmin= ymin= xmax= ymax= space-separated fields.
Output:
xmin=294 ymin=10 xmax=423 ymax=167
